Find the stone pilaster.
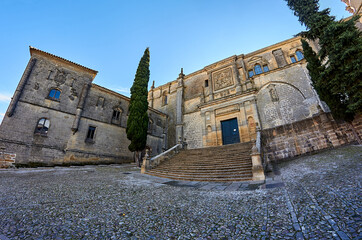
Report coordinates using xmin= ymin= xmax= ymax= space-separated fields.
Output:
xmin=149 ymin=80 xmax=155 ymax=108
xmin=176 ymin=69 xmax=185 ymax=144
xmin=72 ymin=83 xmax=91 ymax=132
xmin=208 ymin=72 xmax=214 ymax=101
xmin=233 ymin=57 xmax=242 ymax=93
xmin=250 ymin=97 xmax=262 ymax=129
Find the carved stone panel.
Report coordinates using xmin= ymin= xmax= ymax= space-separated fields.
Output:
xmin=213 ymin=68 xmax=234 ymax=91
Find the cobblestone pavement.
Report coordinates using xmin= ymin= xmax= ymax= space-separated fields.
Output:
xmin=0 ymin=145 xmax=361 ymax=240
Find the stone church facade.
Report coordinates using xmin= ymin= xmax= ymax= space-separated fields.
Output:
xmin=149 ymin=36 xmax=361 ymax=162
xmin=0 ymin=36 xmax=361 ymax=168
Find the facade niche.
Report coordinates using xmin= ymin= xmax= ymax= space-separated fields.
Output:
xmin=96 ymin=97 xmax=105 ymax=107
xmin=272 ymin=48 xmax=287 ymax=68
xmin=162 ymin=91 xmax=168 ymax=106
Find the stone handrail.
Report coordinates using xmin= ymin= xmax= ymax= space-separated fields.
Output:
xmin=141 ymin=144 xmax=183 ymax=174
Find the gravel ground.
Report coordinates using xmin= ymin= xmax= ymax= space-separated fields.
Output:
xmin=0 ymin=145 xmax=361 ymax=239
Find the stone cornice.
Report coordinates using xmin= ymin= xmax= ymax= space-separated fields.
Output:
xmin=29 ymin=46 xmax=98 ymax=78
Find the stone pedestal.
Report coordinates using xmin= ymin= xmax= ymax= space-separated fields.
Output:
xmin=250 ymin=141 xmax=265 ymax=181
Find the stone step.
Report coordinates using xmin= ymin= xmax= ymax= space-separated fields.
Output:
xmin=149 ymin=168 xmax=252 ymax=175
xmin=158 ymin=161 xmax=252 ymax=167
xmin=146 ymin=172 xmax=252 ymax=182
xmin=146 ymin=141 xmax=254 ymax=182
xmin=157 ymin=163 xmax=252 ymax=169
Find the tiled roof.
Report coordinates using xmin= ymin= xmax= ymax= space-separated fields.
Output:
xmin=29 ymin=46 xmax=98 ymax=76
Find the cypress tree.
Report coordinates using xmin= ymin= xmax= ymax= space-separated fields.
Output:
xmin=286 ymin=0 xmax=362 ymax=121
xmin=126 ymin=48 xmax=150 ymax=166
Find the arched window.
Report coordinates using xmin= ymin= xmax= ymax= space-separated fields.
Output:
xmin=296 ymin=50 xmax=304 ymax=61
xmin=162 ymin=92 xmax=168 ymax=106
xmin=248 ymin=70 xmax=254 ymax=78
xmin=254 ymin=64 xmax=263 ymax=75
xmin=48 ymin=89 xmax=61 ymax=100
xmin=290 ymin=56 xmax=297 ymax=63
xmin=112 ymin=109 xmax=121 ymax=120
xmin=35 ymin=118 xmax=50 ymax=135
xmin=263 ymin=65 xmax=269 ymax=72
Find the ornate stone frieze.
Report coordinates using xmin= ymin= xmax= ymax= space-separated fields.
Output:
xmin=213 ymin=68 xmax=234 ymax=91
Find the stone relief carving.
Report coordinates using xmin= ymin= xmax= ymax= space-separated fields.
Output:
xmin=268 ymin=84 xmax=279 ymax=102
xmin=213 ymin=68 xmax=234 ymax=91
xmin=54 ymin=70 xmax=68 ymax=85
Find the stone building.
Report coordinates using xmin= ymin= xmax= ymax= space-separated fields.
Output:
xmin=0 ymin=47 xmax=166 ymax=167
xmin=0 ymin=35 xmax=361 ymax=169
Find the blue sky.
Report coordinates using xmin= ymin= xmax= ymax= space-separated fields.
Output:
xmin=0 ymin=0 xmax=350 ymax=122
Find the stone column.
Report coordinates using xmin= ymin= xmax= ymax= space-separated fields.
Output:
xmin=176 ymin=69 xmax=185 ymax=144
xmin=72 ymin=83 xmax=91 ymax=132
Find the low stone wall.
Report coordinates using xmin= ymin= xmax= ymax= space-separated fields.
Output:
xmin=0 ymin=150 xmax=16 ymax=168
xmin=262 ymin=112 xmax=361 ymax=162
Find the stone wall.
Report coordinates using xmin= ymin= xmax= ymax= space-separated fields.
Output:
xmin=262 ymin=112 xmax=362 ymax=162
xmin=183 ymin=111 xmax=203 ymax=149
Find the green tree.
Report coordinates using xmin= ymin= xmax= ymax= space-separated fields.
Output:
xmin=126 ymin=48 xmax=150 ymax=167
xmin=285 ymin=0 xmax=362 ymax=122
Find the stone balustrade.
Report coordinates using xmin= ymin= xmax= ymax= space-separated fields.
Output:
xmin=141 ymin=144 xmax=183 ymax=174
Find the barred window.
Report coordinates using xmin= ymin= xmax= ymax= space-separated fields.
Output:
xmin=35 ymin=118 xmax=50 ymax=135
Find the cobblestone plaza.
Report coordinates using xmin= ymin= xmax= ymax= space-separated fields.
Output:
xmin=0 ymin=145 xmax=361 ymax=239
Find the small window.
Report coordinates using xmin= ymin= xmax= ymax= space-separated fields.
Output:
xmin=290 ymin=56 xmax=297 ymax=63
xmin=35 ymin=118 xmax=50 ymax=135
xmin=48 ymin=89 xmax=61 ymax=99
xmin=263 ymin=65 xmax=269 ymax=72
xmin=86 ymin=126 xmax=96 ymax=140
xmin=254 ymin=64 xmax=263 ymax=75
xmin=162 ymin=92 xmax=168 ymax=106
xmin=205 ymin=80 xmax=209 ymax=87
xmin=248 ymin=70 xmax=254 ymax=78
xmin=296 ymin=51 xmax=304 ymax=61
xmin=112 ymin=110 xmax=121 ymax=120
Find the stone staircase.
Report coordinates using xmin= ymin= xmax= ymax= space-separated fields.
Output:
xmin=146 ymin=142 xmax=253 ymax=182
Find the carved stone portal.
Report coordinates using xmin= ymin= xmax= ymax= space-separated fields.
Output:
xmin=213 ymin=68 xmax=234 ymax=91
